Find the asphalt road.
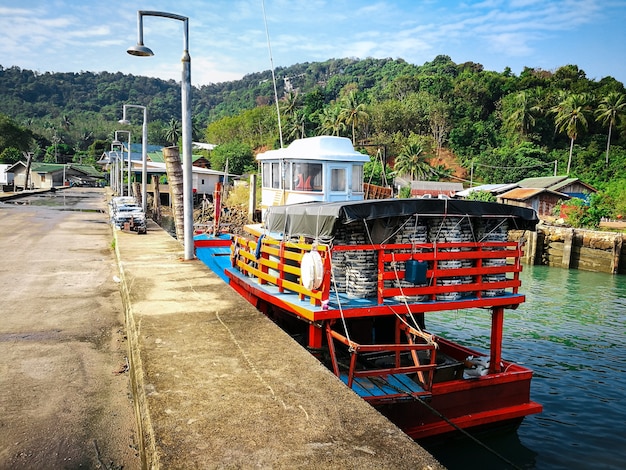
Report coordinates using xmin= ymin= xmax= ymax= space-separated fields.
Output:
xmin=0 ymin=188 xmax=140 ymax=469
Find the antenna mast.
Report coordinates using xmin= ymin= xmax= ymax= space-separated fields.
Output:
xmin=261 ymin=0 xmax=284 ymax=148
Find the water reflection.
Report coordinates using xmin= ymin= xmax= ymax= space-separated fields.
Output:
xmin=425 ymin=265 xmax=626 ymax=470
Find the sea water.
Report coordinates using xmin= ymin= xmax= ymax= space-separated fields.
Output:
xmin=423 ymin=265 xmax=626 ymax=469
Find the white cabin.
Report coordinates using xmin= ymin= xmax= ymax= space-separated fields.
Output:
xmin=256 ymin=136 xmax=370 ymax=210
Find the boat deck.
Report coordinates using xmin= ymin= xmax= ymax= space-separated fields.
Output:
xmin=339 ymin=373 xmax=426 ymax=401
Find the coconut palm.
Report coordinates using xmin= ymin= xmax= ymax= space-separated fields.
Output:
xmin=280 ymin=91 xmax=301 ymax=119
xmin=338 ymin=90 xmax=369 ymax=144
xmin=318 ymin=104 xmax=346 ymax=137
xmin=596 ymin=91 xmax=626 ymax=165
xmin=394 ymin=143 xmax=436 ymax=181
xmin=504 ymin=90 xmax=541 ymax=139
xmin=550 ymin=93 xmax=591 ymax=174
xmin=164 ymin=118 xmax=181 ymax=146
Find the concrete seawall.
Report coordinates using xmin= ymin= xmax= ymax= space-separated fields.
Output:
xmin=513 ymin=225 xmax=626 ymax=275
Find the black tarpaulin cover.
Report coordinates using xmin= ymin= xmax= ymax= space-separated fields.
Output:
xmin=263 ymin=198 xmax=539 ymax=239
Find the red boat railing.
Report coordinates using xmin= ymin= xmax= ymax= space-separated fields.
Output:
xmin=231 ymin=235 xmax=524 ymax=309
xmin=325 ymin=318 xmax=439 ymax=395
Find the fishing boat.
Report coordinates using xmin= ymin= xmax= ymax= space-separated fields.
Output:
xmin=195 ymin=136 xmax=542 ymax=440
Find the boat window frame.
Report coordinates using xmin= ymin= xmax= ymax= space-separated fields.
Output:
xmin=330 ymin=166 xmax=346 ymax=192
xmin=351 ymin=164 xmax=364 ymax=193
xmin=292 ymin=162 xmax=322 ymax=192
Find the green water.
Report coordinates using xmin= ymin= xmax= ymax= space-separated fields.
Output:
xmin=424 ymin=265 xmax=626 ymax=469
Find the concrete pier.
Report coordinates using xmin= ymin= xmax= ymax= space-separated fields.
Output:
xmin=0 ymin=188 xmax=443 ymax=469
xmin=114 ymin=211 xmax=443 ymax=469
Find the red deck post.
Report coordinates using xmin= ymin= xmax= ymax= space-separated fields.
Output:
xmin=309 ymin=323 xmax=323 ymax=349
xmin=490 ymin=306 xmax=504 ymax=373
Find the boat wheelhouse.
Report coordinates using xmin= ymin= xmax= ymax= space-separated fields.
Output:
xmin=257 ymin=136 xmax=370 ymax=211
xmin=195 ymin=198 xmax=543 ymax=440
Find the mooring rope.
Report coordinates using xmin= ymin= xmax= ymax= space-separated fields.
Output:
xmin=376 ymin=377 xmax=523 ymax=470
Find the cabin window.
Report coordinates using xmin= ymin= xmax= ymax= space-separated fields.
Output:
xmin=263 ymin=162 xmax=282 ymax=189
xmin=284 ymin=162 xmax=292 ymax=189
xmin=292 ymin=162 xmax=322 ymax=191
xmin=262 ymin=162 xmax=271 ymax=188
xmin=330 ymin=168 xmax=346 ymax=191
xmin=352 ymin=165 xmax=363 ymax=192
xmin=271 ymin=162 xmax=280 ymax=188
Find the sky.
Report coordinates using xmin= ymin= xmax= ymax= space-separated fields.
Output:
xmin=1 ymin=0 xmax=625 ymax=88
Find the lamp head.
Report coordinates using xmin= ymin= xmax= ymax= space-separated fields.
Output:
xmin=127 ymin=44 xmax=154 ymax=56
xmin=118 ymin=119 xmax=131 ymax=125
xmin=112 ymin=140 xmax=122 ymax=146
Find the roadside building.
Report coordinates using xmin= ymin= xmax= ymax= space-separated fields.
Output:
xmin=7 ymin=162 xmax=104 ymax=190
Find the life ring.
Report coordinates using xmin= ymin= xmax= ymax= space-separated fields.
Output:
xmin=301 ymin=250 xmax=324 ymax=290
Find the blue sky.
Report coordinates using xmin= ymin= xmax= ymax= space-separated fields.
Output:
xmin=1 ymin=0 xmax=625 ymax=87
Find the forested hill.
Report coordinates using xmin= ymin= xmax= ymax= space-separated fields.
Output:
xmin=1 ymin=56 xmax=626 ymax=203
xmin=0 ymin=57 xmax=430 ymax=126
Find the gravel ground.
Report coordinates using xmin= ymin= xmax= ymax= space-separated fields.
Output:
xmin=0 ymin=188 xmax=140 ymax=469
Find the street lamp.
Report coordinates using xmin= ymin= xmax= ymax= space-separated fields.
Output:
xmin=111 ymin=140 xmax=124 ymax=195
xmin=120 ymin=104 xmax=148 ymax=212
xmin=114 ymin=130 xmax=132 ymax=197
xmin=108 ymin=150 xmax=120 ymax=194
xmin=127 ymin=10 xmax=194 ymax=260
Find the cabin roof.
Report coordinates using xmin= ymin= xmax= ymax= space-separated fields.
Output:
xmin=256 ymin=136 xmax=369 ymax=163
xmin=264 ymin=199 xmax=539 ymax=239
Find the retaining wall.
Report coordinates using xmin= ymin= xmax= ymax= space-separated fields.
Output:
xmin=511 ymin=225 xmax=626 ymax=275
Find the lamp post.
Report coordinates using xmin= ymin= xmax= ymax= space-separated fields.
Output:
xmin=127 ymin=10 xmax=194 ymax=260
xmin=108 ymin=151 xmax=118 ymax=193
xmin=114 ymin=130 xmax=132 ymax=196
xmin=120 ymin=104 xmax=148 ymax=212
xmin=111 ymin=140 xmax=124 ymax=195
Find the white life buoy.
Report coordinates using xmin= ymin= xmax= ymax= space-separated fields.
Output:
xmin=301 ymin=250 xmax=324 ymax=290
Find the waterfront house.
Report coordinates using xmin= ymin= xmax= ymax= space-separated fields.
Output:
xmin=497 ymin=187 xmax=570 ymax=217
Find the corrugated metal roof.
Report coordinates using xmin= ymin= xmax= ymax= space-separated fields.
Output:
xmin=499 ymin=187 xmax=570 ymax=201
xmin=499 ymin=188 xmax=544 ymax=201
xmin=517 ymin=176 xmax=568 ymax=188
xmin=455 ymin=183 xmax=518 ymax=197
xmin=410 ymin=181 xmax=463 ymax=190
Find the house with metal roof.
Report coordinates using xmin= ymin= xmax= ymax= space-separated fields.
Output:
xmin=8 ymin=162 xmax=104 ymax=190
xmin=517 ymin=176 xmax=596 ymax=202
xmin=497 ymin=187 xmax=570 ymax=217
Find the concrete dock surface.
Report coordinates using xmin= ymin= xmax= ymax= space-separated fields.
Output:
xmin=1 ymin=188 xmax=443 ymax=469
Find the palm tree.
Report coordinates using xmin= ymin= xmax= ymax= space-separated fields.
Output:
xmin=338 ymin=90 xmax=369 ymax=144
xmin=164 ymin=118 xmax=182 ymax=146
xmin=280 ymin=91 xmax=301 ymax=119
xmin=550 ymin=93 xmax=591 ymax=174
xmin=504 ymin=90 xmax=541 ymax=140
xmin=318 ymin=104 xmax=346 ymax=137
xmin=596 ymin=91 xmax=626 ymax=165
xmin=394 ymin=143 xmax=436 ymax=181
xmin=281 ymin=92 xmax=305 ymax=141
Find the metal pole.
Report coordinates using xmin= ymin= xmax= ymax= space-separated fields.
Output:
xmin=142 ymin=108 xmax=148 ymax=213
xmin=127 ymin=133 xmax=132 ymax=196
xmin=119 ymin=146 xmax=123 ymax=195
xmin=129 ymin=11 xmax=194 ymax=260
xmin=181 ymin=42 xmax=194 ymax=260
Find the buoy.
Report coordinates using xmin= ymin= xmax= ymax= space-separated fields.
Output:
xmin=301 ymin=250 xmax=324 ymax=290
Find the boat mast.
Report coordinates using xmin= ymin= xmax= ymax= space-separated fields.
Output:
xmin=261 ymin=0 xmax=283 ymax=149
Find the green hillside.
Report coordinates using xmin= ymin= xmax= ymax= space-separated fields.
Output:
xmin=1 ymin=56 xmax=626 ymax=220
